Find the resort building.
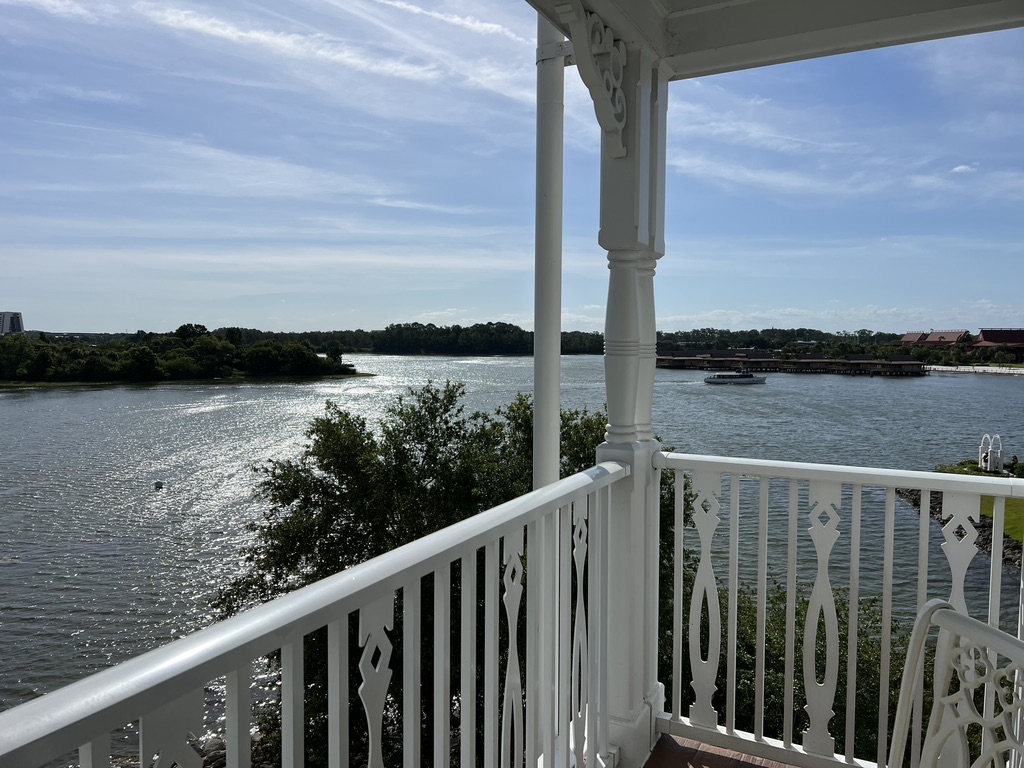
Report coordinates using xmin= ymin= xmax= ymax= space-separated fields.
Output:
xmin=4 ymin=3 xmax=1024 ymax=768
xmin=973 ymin=328 xmax=1024 ymax=363
xmin=898 ymin=329 xmax=971 ymax=347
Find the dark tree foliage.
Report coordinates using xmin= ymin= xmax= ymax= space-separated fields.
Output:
xmin=656 ymin=328 xmax=903 ymax=357
xmin=0 ymin=333 xmax=354 ymax=383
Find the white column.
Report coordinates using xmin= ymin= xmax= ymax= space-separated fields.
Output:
xmin=592 ymin=35 xmax=669 ymax=768
xmin=533 ymin=16 xmax=568 ymax=490
xmin=557 ymin=3 xmax=668 ymax=763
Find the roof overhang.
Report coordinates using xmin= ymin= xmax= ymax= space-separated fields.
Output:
xmin=525 ymin=0 xmax=1024 ymax=80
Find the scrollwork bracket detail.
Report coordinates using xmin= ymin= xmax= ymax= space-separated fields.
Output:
xmin=556 ymin=1 xmax=628 ymax=158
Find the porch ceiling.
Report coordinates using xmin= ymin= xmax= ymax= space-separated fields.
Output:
xmin=525 ymin=0 xmax=1024 ymax=79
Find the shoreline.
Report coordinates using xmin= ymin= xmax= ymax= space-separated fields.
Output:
xmin=926 ymin=365 xmax=1024 ymax=375
xmin=895 ymin=487 xmax=1023 ymax=570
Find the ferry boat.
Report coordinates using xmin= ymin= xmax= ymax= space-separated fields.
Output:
xmin=704 ymin=371 xmax=767 ymax=385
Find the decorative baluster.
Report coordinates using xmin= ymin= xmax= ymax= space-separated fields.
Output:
xmin=501 ymin=530 xmax=525 ymax=768
xmin=358 ymin=595 xmax=394 ymax=768
xmin=803 ymin=481 xmax=841 ymax=755
xmin=139 ymin=688 xmax=204 ymax=768
xmin=941 ymin=492 xmax=980 ymax=615
xmin=688 ymin=470 xmax=722 ymax=727
xmin=672 ymin=471 xmax=685 ymax=720
xmin=571 ymin=501 xmax=589 ymax=766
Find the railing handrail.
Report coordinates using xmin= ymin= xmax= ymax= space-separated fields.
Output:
xmin=0 ymin=460 xmax=629 ymax=767
xmin=655 ymin=450 xmax=1024 ymax=498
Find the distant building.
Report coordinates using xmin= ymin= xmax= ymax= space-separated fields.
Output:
xmin=0 ymin=312 xmax=24 ymax=336
xmin=973 ymin=328 xmax=1024 ymax=363
xmin=899 ymin=332 xmax=928 ymax=346
xmin=899 ymin=330 xmax=968 ymax=347
xmin=920 ymin=330 xmax=969 ymax=346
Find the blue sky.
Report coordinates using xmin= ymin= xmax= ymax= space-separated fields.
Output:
xmin=2 ymin=1 xmax=1022 ymax=335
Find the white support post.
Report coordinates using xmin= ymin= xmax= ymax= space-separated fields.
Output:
xmin=557 ymin=4 xmax=668 ymax=761
xmin=533 ymin=16 xmax=568 ymax=491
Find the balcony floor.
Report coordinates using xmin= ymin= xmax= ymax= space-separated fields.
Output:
xmin=647 ymin=735 xmax=797 ymax=768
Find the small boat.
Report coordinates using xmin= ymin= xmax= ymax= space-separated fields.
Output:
xmin=704 ymin=371 xmax=767 ymax=385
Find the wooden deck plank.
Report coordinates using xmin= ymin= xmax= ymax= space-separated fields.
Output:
xmin=645 ymin=735 xmax=797 ymax=768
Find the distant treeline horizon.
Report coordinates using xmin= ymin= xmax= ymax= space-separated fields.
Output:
xmin=11 ymin=322 xmax=1007 ymax=369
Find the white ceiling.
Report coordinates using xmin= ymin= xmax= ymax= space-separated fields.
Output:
xmin=526 ymin=0 xmax=1024 ymax=79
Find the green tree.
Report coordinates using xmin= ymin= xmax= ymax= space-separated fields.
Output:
xmin=214 ymin=383 xmax=608 ymax=766
xmin=174 ymin=323 xmax=209 ymax=344
xmin=121 ymin=345 xmax=162 ymax=382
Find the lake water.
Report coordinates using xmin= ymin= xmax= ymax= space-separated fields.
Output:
xmin=2 ymin=355 xmax=1023 ymax=715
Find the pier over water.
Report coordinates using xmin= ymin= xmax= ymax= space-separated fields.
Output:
xmin=657 ymin=350 xmax=927 ymax=376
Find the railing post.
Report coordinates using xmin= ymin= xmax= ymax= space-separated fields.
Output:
xmin=596 ymin=440 xmax=664 ymax=767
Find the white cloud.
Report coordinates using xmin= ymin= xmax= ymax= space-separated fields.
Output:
xmin=133 ymin=5 xmax=441 ymax=83
xmin=950 ymin=164 xmax=976 ymax=174
xmin=915 ymin=30 xmax=1024 ymax=101
xmin=668 ymin=152 xmax=874 ymax=197
xmin=0 ymin=0 xmax=98 ymax=21
xmin=0 ymin=126 xmax=396 ymax=201
xmin=370 ymin=197 xmax=487 ymax=215
xmin=372 ymin=0 xmax=528 ymax=44
xmin=411 ymin=307 xmax=470 ymax=323
xmin=669 ymin=99 xmax=859 ymax=156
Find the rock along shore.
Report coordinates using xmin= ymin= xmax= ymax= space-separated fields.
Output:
xmin=895 ymin=487 xmax=1022 ymax=570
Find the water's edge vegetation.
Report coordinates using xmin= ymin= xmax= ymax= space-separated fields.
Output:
xmin=6 ymin=321 xmax=1018 ymax=386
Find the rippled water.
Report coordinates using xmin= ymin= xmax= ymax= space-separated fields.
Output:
xmin=1 ymin=357 xmax=1023 ymax=715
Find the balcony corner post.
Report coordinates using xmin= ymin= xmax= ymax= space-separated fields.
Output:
xmin=596 ymin=438 xmax=664 ymax=767
xmin=569 ymin=10 xmax=668 ymax=763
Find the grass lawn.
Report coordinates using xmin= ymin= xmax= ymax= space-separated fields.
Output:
xmin=978 ymin=496 xmax=1024 ymax=543
xmin=937 ymin=460 xmax=1024 ymax=544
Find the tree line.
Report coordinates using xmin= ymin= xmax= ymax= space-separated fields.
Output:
xmin=659 ymin=328 xmax=1018 ymax=365
xmin=7 ymin=322 xmax=1011 ymax=383
xmin=0 ymin=324 xmax=354 ymax=383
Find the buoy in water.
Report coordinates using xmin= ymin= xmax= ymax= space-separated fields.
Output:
xmin=154 ymin=481 xmax=164 ymax=491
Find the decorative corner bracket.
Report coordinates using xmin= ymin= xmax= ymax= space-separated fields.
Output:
xmin=555 ymin=1 xmax=628 ymax=158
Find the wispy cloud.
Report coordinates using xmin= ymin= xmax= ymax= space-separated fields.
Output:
xmin=915 ymin=30 xmax=1024 ymax=101
xmin=667 ymin=152 xmax=878 ymax=198
xmin=372 ymin=0 xmax=528 ymax=44
xmin=9 ymin=83 xmax=139 ymax=104
xmin=0 ymin=0 xmax=99 ymax=21
xmin=370 ymin=197 xmax=487 ymax=215
xmin=670 ymin=99 xmax=859 ymax=156
xmin=134 ymin=4 xmax=441 ymax=83
xmin=0 ymin=125 xmax=396 ymax=201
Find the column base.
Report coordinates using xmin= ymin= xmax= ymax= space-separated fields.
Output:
xmin=607 ymin=681 xmax=665 ymax=768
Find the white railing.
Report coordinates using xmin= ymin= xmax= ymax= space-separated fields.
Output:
xmin=654 ymin=451 xmax=1024 ymax=768
xmin=0 ymin=461 xmax=628 ymax=768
